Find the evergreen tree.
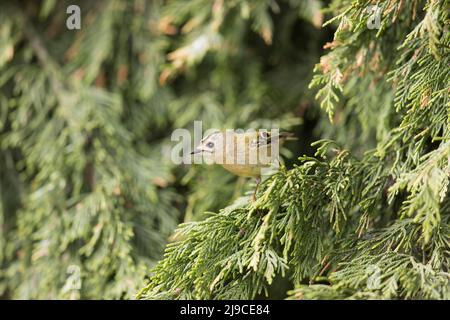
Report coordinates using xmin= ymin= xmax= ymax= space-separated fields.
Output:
xmin=0 ymin=0 xmax=313 ymax=298
xmin=137 ymin=0 xmax=450 ymax=300
xmin=0 ymin=0 xmax=448 ymax=300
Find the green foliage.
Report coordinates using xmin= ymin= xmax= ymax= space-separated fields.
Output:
xmin=0 ymin=0 xmax=448 ymax=300
xmin=138 ymin=0 xmax=450 ymax=300
xmin=0 ymin=0 xmax=318 ymax=298
xmin=0 ymin=1 xmax=181 ymax=299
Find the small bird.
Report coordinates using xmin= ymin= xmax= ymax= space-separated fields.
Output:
xmin=191 ymin=130 xmax=294 ymax=200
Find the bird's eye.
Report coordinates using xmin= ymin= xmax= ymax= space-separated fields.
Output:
xmin=259 ymin=131 xmax=269 ymax=139
xmin=206 ymin=142 xmax=214 ymax=148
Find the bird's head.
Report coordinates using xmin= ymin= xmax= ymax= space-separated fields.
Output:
xmin=191 ymin=131 xmax=225 ymax=162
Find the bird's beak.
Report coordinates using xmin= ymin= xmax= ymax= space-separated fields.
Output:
xmin=190 ymin=148 xmax=202 ymax=155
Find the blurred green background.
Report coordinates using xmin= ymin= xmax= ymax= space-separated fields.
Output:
xmin=0 ymin=0 xmax=335 ymax=298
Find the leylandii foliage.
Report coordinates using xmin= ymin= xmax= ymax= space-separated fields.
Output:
xmin=0 ymin=0 xmax=448 ymax=300
xmin=0 ymin=1 xmax=318 ymax=298
xmin=137 ymin=0 xmax=450 ymax=300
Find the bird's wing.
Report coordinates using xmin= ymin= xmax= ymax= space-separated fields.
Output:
xmin=251 ymin=131 xmax=295 ymax=148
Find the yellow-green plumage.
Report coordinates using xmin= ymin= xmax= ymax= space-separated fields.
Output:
xmin=192 ymin=130 xmax=293 ymax=178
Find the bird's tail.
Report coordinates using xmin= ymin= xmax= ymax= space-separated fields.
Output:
xmin=278 ymin=132 xmax=297 ymax=141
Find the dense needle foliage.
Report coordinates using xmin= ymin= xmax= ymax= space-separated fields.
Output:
xmin=0 ymin=0 xmax=316 ymax=299
xmin=0 ymin=0 xmax=449 ymax=299
xmin=138 ymin=0 xmax=450 ymax=299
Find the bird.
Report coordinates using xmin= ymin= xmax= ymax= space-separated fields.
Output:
xmin=191 ymin=130 xmax=294 ymax=200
